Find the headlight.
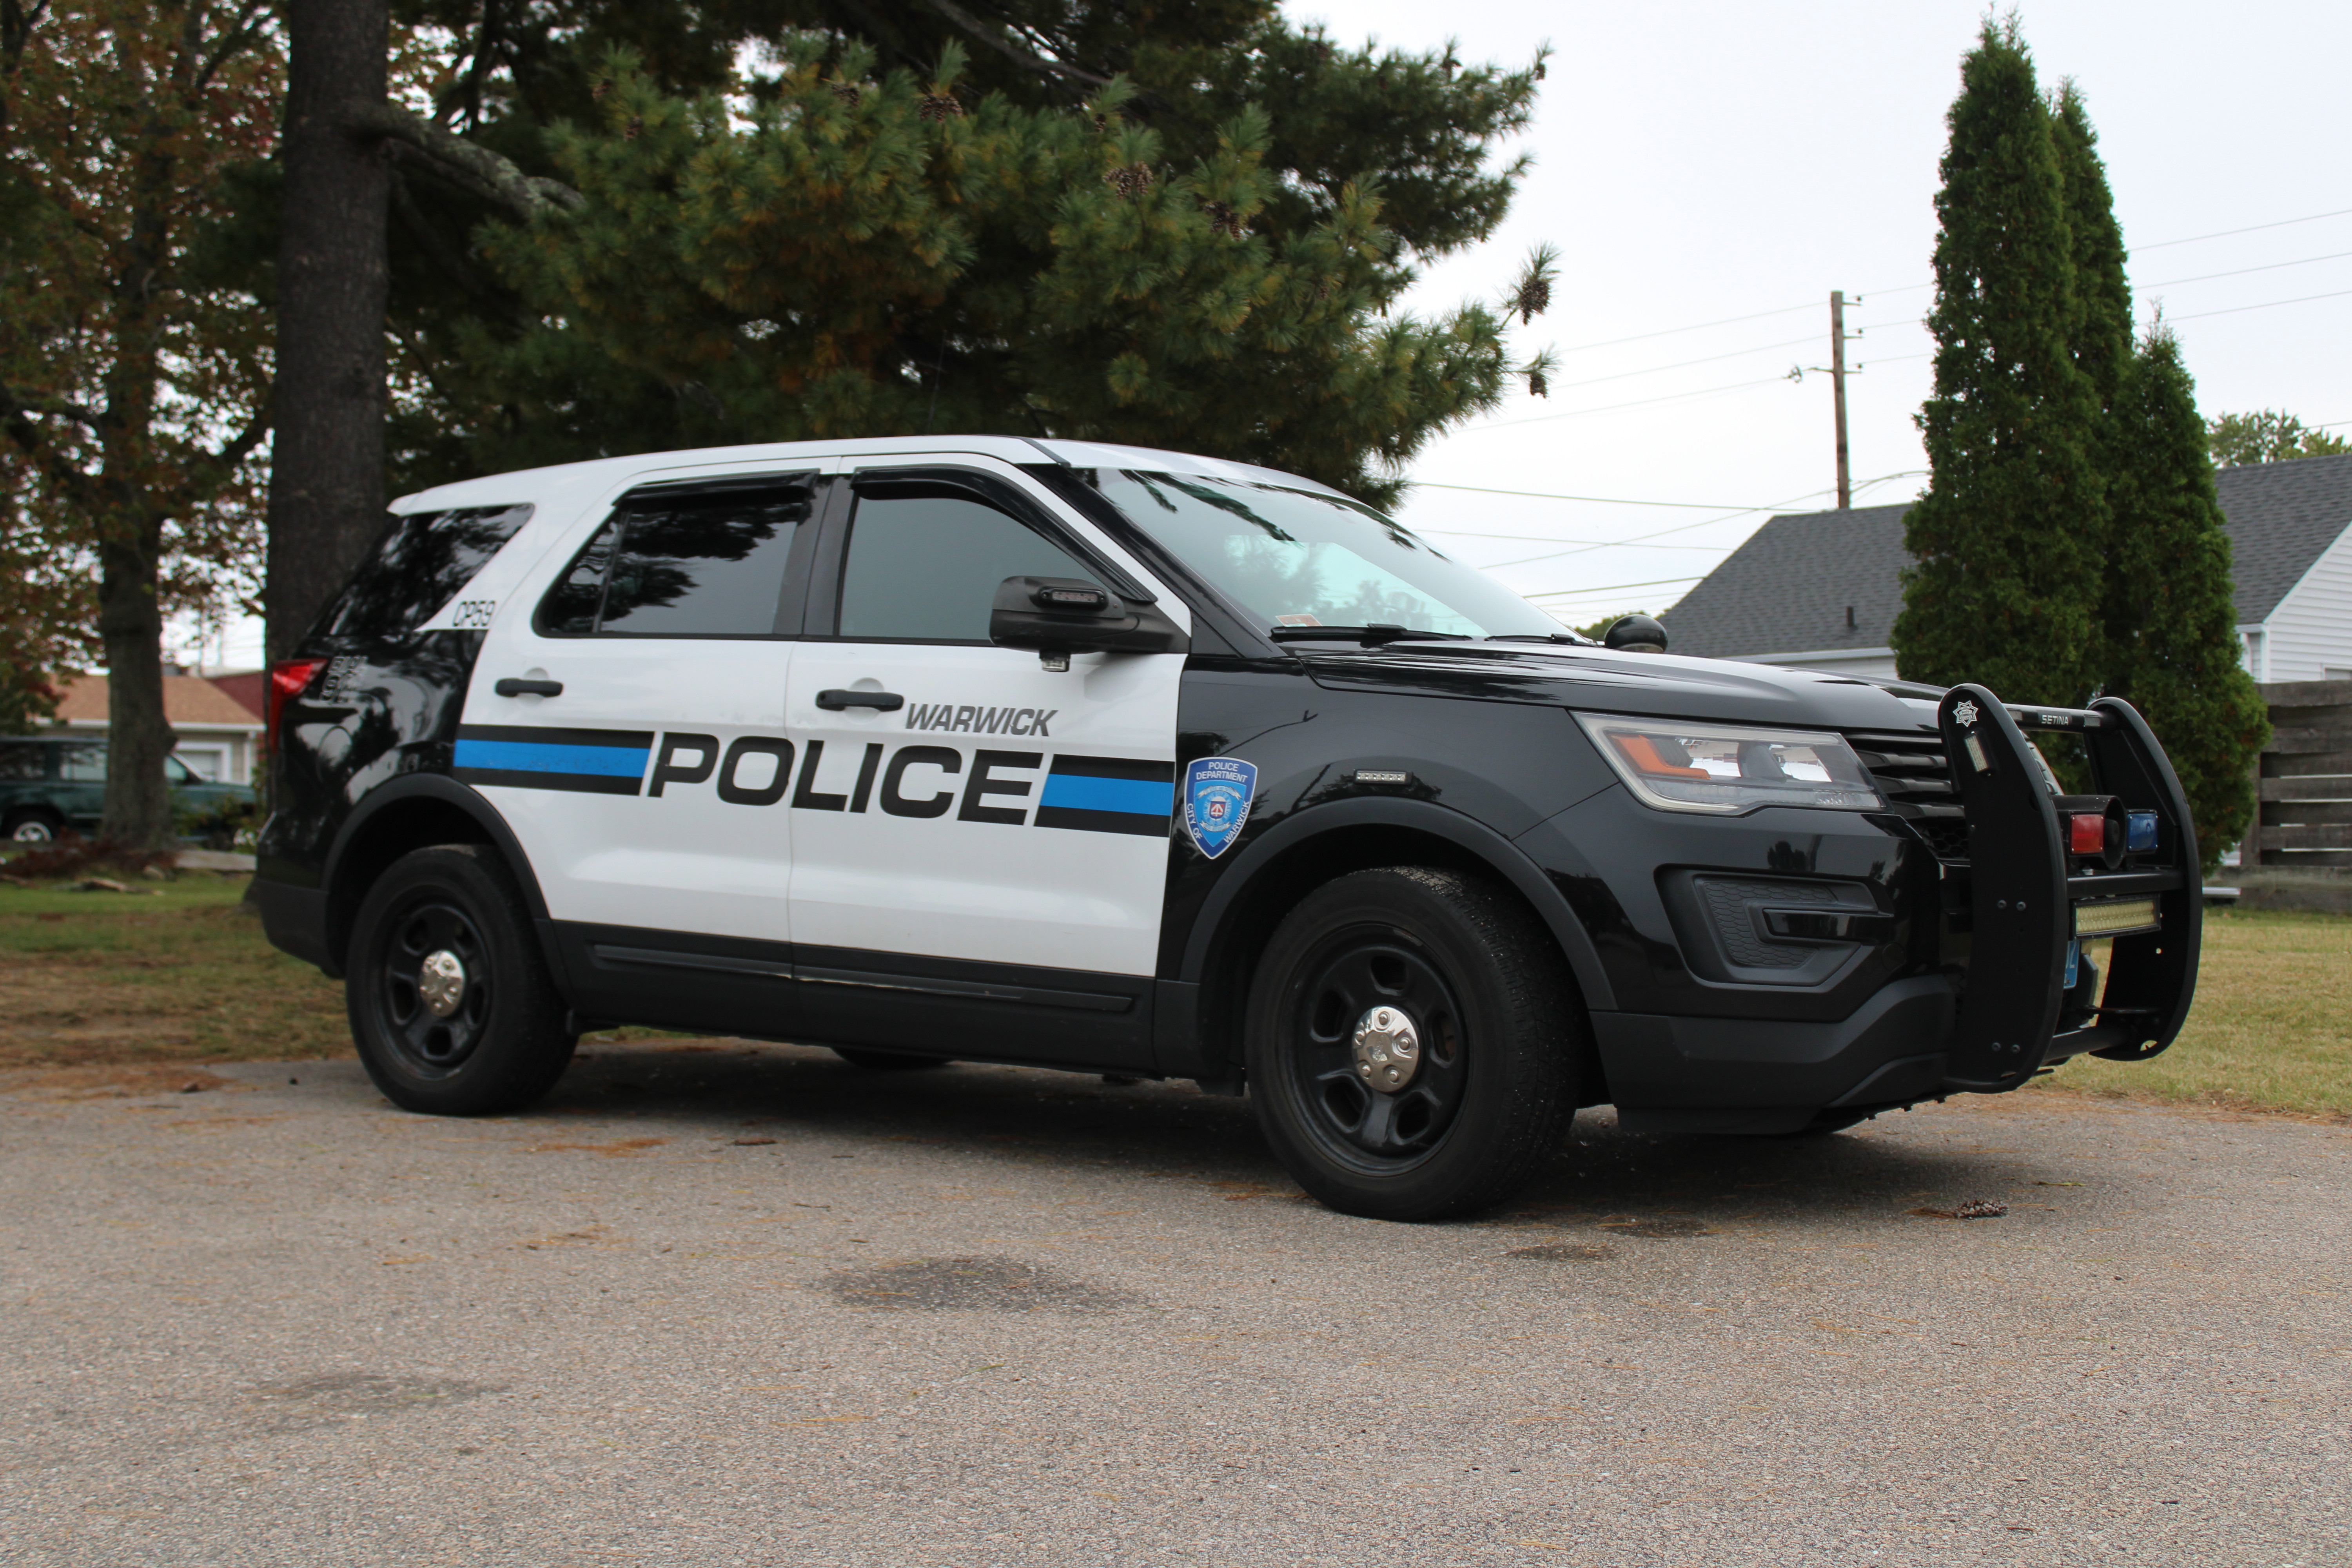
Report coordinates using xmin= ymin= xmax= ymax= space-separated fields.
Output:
xmin=1575 ymin=712 xmax=1884 ymax=815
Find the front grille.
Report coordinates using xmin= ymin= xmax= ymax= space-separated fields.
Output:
xmin=1847 ymin=729 xmax=1969 ymax=861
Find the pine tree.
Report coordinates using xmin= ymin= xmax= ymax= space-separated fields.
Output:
xmin=2102 ymin=328 xmax=2268 ymax=867
xmin=369 ymin=4 xmax=1550 ymax=501
xmin=450 ymin=42 xmax=1551 ymax=504
xmin=1891 ymin=18 xmax=2106 ymax=707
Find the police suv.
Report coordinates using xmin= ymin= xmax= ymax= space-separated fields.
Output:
xmin=252 ymin=437 xmax=2201 ymax=1220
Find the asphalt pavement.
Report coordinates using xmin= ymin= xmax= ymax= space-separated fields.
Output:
xmin=3 ymin=1040 xmax=2347 ymax=1567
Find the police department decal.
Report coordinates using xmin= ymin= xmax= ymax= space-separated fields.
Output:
xmin=1182 ymin=756 xmax=1257 ymax=859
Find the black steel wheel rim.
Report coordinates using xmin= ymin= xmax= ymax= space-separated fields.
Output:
xmin=1281 ymin=926 xmax=1469 ymax=1172
xmin=373 ymin=896 xmax=493 ymax=1077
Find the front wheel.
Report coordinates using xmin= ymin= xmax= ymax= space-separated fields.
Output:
xmin=1245 ymin=867 xmax=1581 ymax=1221
xmin=345 ymin=845 xmax=575 ymax=1115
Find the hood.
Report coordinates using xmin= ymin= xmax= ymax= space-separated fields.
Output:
xmin=1295 ymin=642 xmax=1940 ymax=734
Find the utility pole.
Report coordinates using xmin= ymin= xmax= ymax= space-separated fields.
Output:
xmin=1829 ymin=290 xmax=1852 ymax=510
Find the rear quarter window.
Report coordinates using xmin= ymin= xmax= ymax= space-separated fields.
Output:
xmin=314 ymin=504 xmax=535 ymax=641
xmin=0 ymin=742 xmax=43 ymax=780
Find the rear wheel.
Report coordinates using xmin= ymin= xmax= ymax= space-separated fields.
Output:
xmin=1245 ymin=866 xmax=1580 ymax=1221
xmin=5 ymin=809 xmax=65 ymax=843
xmin=346 ymin=845 xmax=575 ymax=1115
xmin=831 ymin=1048 xmax=953 ymax=1071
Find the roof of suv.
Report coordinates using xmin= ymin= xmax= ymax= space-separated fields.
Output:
xmin=390 ymin=437 xmax=1352 ymax=514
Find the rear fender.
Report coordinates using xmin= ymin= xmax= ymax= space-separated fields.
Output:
xmin=320 ymin=775 xmax=561 ymax=982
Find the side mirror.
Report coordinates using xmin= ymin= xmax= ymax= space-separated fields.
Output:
xmin=1604 ymin=614 xmax=1669 ymax=654
xmin=989 ymin=576 xmax=1189 ymax=660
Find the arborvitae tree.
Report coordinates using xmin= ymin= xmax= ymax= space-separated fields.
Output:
xmin=1891 ymin=18 xmax=2107 ymax=708
xmin=2102 ymin=328 xmax=2268 ymax=867
xmin=2050 ymin=83 xmax=2131 ymax=408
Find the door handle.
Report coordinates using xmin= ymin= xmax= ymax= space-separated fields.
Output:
xmin=494 ymin=678 xmax=564 ymax=698
xmin=816 ymin=688 xmax=905 ymax=711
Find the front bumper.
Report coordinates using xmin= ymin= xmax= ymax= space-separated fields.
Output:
xmin=1581 ymin=685 xmax=2201 ymax=1130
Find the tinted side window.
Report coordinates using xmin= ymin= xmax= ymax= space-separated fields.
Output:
xmin=0 ymin=742 xmax=40 ymax=780
xmin=837 ymin=491 xmax=1092 ymax=642
xmin=58 ymin=744 xmax=105 ymax=782
xmin=317 ymin=504 xmax=535 ymax=641
xmin=165 ymin=755 xmax=200 ymax=784
xmin=537 ymin=480 xmax=813 ymax=638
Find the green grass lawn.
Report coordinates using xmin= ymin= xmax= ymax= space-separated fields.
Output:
xmin=2033 ymin=907 xmax=2352 ymax=1119
xmin=2 ymin=872 xmax=2345 ymax=1120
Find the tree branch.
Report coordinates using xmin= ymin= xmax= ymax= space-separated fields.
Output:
xmin=202 ymin=391 xmax=272 ymax=475
xmin=350 ymin=100 xmax=583 ymax=222
xmin=0 ymin=383 xmax=100 ymax=510
xmin=913 ymin=0 xmax=1109 ymax=89
xmin=193 ymin=1 xmax=274 ymax=94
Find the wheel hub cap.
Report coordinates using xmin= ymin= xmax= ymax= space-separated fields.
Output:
xmin=1351 ymin=1005 xmax=1422 ymax=1093
xmin=417 ymin=949 xmax=468 ymax=1018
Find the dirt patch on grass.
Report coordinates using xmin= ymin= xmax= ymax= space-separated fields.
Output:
xmin=0 ymin=878 xmax=350 ymax=1069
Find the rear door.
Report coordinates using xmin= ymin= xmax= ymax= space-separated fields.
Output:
xmin=462 ymin=471 xmax=823 ymax=1024
xmin=781 ymin=457 xmax=1188 ymax=1065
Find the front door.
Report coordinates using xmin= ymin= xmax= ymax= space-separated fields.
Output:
xmin=782 ymin=459 xmax=1188 ymax=1065
xmin=462 ymin=471 xmax=820 ymax=1025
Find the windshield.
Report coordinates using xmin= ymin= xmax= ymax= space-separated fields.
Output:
xmin=1086 ymin=471 xmax=1564 ymax=639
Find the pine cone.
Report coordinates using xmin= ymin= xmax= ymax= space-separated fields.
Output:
xmin=1529 ymin=370 xmax=1548 ymax=399
xmin=830 ymin=82 xmax=862 ymax=107
xmin=918 ymin=92 xmax=964 ymax=122
xmin=1102 ymin=162 xmax=1155 ymax=199
xmin=1513 ymin=277 xmax=1552 ymax=323
xmin=1203 ymin=200 xmax=1242 ymax=239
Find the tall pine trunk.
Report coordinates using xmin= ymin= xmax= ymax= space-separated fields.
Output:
xmin=267 ymin=0 xmax=388 ymax=663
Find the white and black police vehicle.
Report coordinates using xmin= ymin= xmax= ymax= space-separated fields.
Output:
xmin=252 ymin=437 xmax=2201 ymax=1220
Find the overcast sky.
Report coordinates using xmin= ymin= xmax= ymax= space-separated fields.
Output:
xmin=1307 ymin=0 xmax=2352 ymax=632
xmin=180 ymin=0 xmax=2348 ymax=669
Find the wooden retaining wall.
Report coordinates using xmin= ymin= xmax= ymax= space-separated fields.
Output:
xmin=2245 ymin=680 xmax=2352 ymax=868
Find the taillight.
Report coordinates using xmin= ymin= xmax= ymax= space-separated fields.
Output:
xmin=269 ymin=658 xmax=327 ymax=737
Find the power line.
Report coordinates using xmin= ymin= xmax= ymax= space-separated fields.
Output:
xmin=1524 ymin=575 xmax=1708 ymax=599
xmin=1533 ymin=207 xmax=2352 ymax=376
xmin=2143 ymin=247 xmax=2352 ymax=290
xmin=1409 ymin=483 xmax=1769 ymax=511
xmin=1556 ymin=302 xmax=1817 ymax=355
xmin=2169 ymin=287 xmax=2352 ymax=323
xmin=1464 ymin=374 xmax=1792 ymax=434
xmin=1546 ymin=334 xmax=1819 ymax=394
xmin=2132 ymin=206 xmax=2352 ymax=254
xmin=1421 ymin=532 xmax=1742 ymax=550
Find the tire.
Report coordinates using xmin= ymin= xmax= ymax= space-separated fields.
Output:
xmin=1245 ymin=866 xmax=1581 ymax=1221
xmin=345 ymin=845 xmax=576 ymax=1115
xmin=831 ymin=1048 xmax=953 ymax=1071
xmin=5 ymin=809 xmax=65 ymax=843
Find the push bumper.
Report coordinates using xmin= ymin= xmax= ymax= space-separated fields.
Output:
xmin=1935 ymin=684 xmax=2201 ymax=1089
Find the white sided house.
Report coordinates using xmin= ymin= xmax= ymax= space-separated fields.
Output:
xmin=1660 ymin=453 xmax=2352 ymax=683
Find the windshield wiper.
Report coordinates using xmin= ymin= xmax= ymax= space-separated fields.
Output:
xmin=1487 ymin=632 xmax=1600 ymax=646
xmin=1269 ymin=624 xmax=1475 ymax=648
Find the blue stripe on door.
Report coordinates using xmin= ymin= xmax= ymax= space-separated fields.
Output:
xmin=453 ymin=738 xmax=650 ymax=778
xmin=1038 ymin=772 xmax=1174 ymax=817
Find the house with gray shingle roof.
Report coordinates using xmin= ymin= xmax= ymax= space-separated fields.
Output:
xmin=1659 ymin=454 xmax=2352 ymax=684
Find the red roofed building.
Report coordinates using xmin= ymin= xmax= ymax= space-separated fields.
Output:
xmin=52 ymin=672 xmax=267 ymax=784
